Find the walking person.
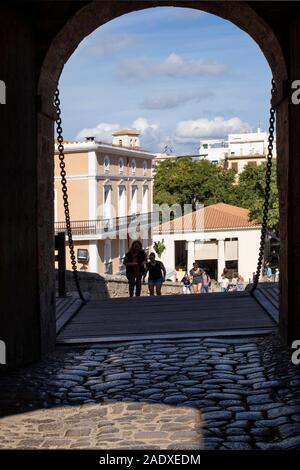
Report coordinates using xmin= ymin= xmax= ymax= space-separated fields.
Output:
xmin=123 ymin=240 xmax=147 ymax=297
xmin=144 ymin=252 xmax=166 ymax=296
xmin=189 ymin=262 xmax=203 ymax=294
xmin=220 ymin=273 xmax=230 ymax=292
xmin=181 ymin=272 xmax=191 ymax=294
xmin=201 ymin=269 xmax=211 ymax=293
xmin=237 ymin=274 xmax=244 ymax=291
xmin=230 ymin=272 xmax=238 ymax=292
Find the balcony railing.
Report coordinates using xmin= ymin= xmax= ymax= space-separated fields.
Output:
xmin=54 ymin=212 xmax=158 ymax=237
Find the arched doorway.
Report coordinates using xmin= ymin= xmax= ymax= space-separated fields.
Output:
xmin=36 ymin=1 xmax=290 ymax=362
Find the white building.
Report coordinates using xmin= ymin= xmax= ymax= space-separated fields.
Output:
xmin=198 ymin=139 xmax=228 ymax=164
xmin=153 ymin=203 xmax=261 ymax=283
xmin=228 ymin=128 xmax=268 ymax=156
xmin=198 ymin=129 xmax=276 ymax=172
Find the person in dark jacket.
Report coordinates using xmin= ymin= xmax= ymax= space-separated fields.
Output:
xmin=123 ymin=240 xmax=147 ymax=297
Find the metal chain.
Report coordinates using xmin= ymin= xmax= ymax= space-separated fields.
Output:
xmin=251 ymin=78 xmax=276 ymax=292
xmin=54 ymin=88 xmax=85 ymax=302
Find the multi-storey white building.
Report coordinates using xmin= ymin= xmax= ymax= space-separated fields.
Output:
xmin=198 ymin=139 xmax=228 ymax=164
xmin=198 ymin=129 xmax=276 ymax=173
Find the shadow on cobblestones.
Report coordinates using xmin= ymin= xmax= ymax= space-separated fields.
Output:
xmin=0 ymin=334 xmax=300 ymax=449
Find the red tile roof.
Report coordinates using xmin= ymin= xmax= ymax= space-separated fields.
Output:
xmin=154 ymin=203 xmax=261 ymax=233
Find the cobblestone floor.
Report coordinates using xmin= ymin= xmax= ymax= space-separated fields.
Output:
xmin=0 ymin=334 xmax=300 ymax=449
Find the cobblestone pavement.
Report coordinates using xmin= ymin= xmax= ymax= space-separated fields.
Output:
xmin=0 ymin=334 xmax=300 ymax=449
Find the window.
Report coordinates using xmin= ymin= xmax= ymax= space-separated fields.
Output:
xmin=119 ymin=158 xmax=124 ymax=174
xmin=77 ymin=249 xmax=89 ymax=262
xmin=143 ymin=160 xmax=147 ymax=175
xmin=203 ymin=144 xmax=208 ymax=149
xmin=131 ymin=185 xmax=138 ymax=214
xmin=248 ymin=161 xmax=257 ymax=167
xmin=231 ymin=162 xmax=238 ymax=172
xmin=131 ymin=159 xmax=136 ymax=175
xmin=104 ymin=156 xmax=110 ymax=174
xmin=119 ymin=239 xmax=126 ymax=273
xmin=119 ymin=139 xmax=122 ymax=146
xmin=104 ymin=240 xmax=112 ymax=274
xmin=119 ymin=239 xmax=126 ymax=261
xmin=142 ymin=185 xmax=148 ymax=214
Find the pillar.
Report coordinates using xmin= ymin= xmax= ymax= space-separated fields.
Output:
xmin=89 ymin=240 xmax=99 ymax=273
xmin=187 ymin=240 xmax=195 ymax=271
xmin=217 ymin=239 xmax=225 ymax=282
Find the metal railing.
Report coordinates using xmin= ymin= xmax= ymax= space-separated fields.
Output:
xmin=54 ymin=212 xmax=158 ymax=237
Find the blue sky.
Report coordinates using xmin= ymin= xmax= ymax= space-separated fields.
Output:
xmin=59 ymin=7 xmax=272 ymax=154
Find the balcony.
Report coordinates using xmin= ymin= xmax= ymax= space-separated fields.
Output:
xmin=54 ymin=212 xmax=157 ymax=237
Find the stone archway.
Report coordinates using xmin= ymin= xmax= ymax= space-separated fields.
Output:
xmin=36 ymin=1 xmax=289 ymax=356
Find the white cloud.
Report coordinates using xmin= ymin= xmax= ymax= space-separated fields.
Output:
xmin=76 ymin=123 xmax=120 ymax=142
xmin=83 ymin=33 xmax=139 ymax=57
xmin=132 ymin=117 xmax=163 ymax=151
xmin=115 ymin=53 xmax=228 ymax=82
xmin=174 ymin=116 xmax=252 ymax=143
xmin=139 ymin=90 xmax=214 ymax=110
xmin=75 ymin=117 xmax=163 ymax=151
xmin=75 ymin=116 xmax=251 ymax=154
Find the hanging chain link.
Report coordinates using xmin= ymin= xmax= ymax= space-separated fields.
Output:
xmin=251 ymin=78 xmax=276 ymax=292
xmin=54 ymin=88 xmax=85 ymax=302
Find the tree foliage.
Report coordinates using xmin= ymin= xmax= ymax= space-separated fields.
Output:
xmin=154 ymin=157 xmax=236 ymax=208
xmin=233 ymin=162 xmax=279 ymax=231
xmin=153 ymin=158 xmax=279 ymax=231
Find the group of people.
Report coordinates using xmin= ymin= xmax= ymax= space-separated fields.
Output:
xmin=180 ymin=262 xmax=211 ymax=295
xmin=220 ymin=269 xmax=244 ymax=292
xmin=123 ymin=240 xmax=166 ymax=297
xmin=123 ymin=240 xmax=245 ymax=298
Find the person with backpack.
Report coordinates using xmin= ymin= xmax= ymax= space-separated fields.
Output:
xmin=201 ymin=269 xmax=211 ymax=293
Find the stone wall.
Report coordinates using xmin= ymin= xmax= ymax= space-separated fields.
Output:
xmin=56 ymin=270 xmax=184 ymax=299
xmin=104 ymin=274 xmax=183 ymax=298
xmin=56 ymin=271 xmax=225 ymax=299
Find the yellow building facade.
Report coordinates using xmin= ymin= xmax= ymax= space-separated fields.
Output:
xmin=54 ymin=130 xmax=155 ymax=275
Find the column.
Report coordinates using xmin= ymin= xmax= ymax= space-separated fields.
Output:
xmin=89 ymin=240 xmax=99 ymax=274
xmin=217 ymin=239 xmax=225 ymax=282
xmin=187 ymin=240 xmax=195 ymax=271
xmin=88 ymin=151 xmax=97 ymax=220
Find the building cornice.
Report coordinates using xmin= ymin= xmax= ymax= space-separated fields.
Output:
xmin=54 ymin=141 xmax=155 ymax=160
xmin=153 ymin=226 xmax=261 ymax=235
xmin=54 ymin=175 xmax=153 ymax=181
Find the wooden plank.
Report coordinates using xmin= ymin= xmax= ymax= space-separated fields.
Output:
xmin=57 ymin=328 xmax=276 ymax=344
xmin=56 ymin=296 xmax=83 ymax=333
xmin=253 ymin=290 xmax=279 ymax=324
xmin=57 ymin=292 xmax=277 ymax=343
xmin=251 ymin=283 xmax=279 ymax=324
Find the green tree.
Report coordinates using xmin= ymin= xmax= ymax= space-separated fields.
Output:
xmin=233 ymin=162 xmax=279 ymax=232
xmin=154 ymin=157 xmax=236 ymax=209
